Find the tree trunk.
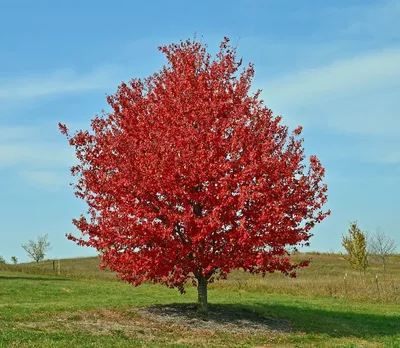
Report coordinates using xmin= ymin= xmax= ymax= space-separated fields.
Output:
xmin=197 ymin=274 xmax=208 ymax=313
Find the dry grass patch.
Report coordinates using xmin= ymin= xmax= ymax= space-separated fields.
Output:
xmin=16 ymin=309 xmax=160 ymax=339
xmin=135 ymin=303 xmax=292 ymax=335
xmin=15 ymin=305 xmax=293 ymax=345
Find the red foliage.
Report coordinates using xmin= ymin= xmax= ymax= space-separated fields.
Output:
xmin=59 ymin=37 xmax=330 ymax=293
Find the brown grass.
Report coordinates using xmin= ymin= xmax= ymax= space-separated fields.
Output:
xmin=15 ymin=308 xmax=289 ymax=346
xmin=212 ymin=253 xmax=400 ymax=302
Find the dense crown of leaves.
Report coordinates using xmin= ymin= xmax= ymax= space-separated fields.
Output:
xmin=59 ymin=37 xmax=330 ymax=292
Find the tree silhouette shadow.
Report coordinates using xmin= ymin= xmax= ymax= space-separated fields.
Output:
xmin=248 ymin=302 xmax=399 ymax=338
xmin=137 ymin=303 xmax=291 ymax=334
xmin=139 ymin=302 xmax=399 ymax=338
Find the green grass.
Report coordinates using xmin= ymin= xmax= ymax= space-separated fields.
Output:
xmin=1 ymin=254 xmax=400 ymax=347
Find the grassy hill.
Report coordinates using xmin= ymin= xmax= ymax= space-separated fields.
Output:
xmin=5 ymin=256 xmax=116 ymax=280
xmin=1 ymin=253 xmax=399 ymax=347
xmin=4 ymin=252 xmax=400 ymax=302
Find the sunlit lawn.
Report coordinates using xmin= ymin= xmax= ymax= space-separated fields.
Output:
xmin=1 ymin=254 xmax=400 ymax=347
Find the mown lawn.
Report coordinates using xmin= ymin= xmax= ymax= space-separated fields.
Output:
xmin=1 ymin=268 xmax=399 ymax=347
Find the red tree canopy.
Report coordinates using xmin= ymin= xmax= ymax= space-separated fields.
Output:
xmin=59 ymin=37 xmax=330 ymax=296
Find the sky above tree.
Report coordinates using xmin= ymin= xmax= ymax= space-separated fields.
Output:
xmin=1 ymin=0 xmax=399 ymax=261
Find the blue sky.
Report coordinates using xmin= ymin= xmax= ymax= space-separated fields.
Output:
xmin=1 ymin=0 xmax=399 ymax=262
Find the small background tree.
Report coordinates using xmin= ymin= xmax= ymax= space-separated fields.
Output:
xmin=342 ymin=221 xmax=368 ymax=275
xmin=22 ymin=234 xmax=51 ymax=263
xmin=10 ymin=256 xmax=18 ymax=265
xmin=0 ymin=256 xmax=6 ymax=264
xmin=369 ymin=228 xmax=396 ymax=271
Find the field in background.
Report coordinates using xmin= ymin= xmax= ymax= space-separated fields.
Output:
xmin=1 ymin=253 xmax=399 ymax=347
xmin=3 ymin=252 xmax=400 ymax=302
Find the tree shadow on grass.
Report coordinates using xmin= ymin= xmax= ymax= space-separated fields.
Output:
xmin=0 ymin=275 xmax=71 ymax=281
xmin=136 ymin=302 xmax=292 ymax=334
xmin=137 ymin=302 xmax=400 ymax=339
xmin=245 ymin=302 xmax=400 ymax=339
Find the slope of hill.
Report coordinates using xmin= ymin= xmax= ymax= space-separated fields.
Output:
xmin=2 ymin=252 xmax=400 ymax=302
xmin=1 ymin=252 xmax=399 ymax=347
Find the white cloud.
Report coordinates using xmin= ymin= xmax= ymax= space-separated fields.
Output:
xmin=252 ymin=0 xmax=400 ymax=139
xmin=338 ymin=0 xmax=400 ymax=40
xmin=255 ymin=43 xmax=400 ymax=165
xmin=0 ymin=65 xmax=121 ymax=102
xmin=260 ymin=47 xmax=400 ymax=109
xmin=19 ymin=170 xmax=70 ymax=188
xmin=251 ymin=1 xmax=400 ymax=141
xmin=0 ymin=126 xmax=37 ymax=141
xmin=0 ymin=122 xmax=81 ymax=168
xmin=0 ymin=143 xmax=75 ymax=167
xmin=0 ymin=123 xmax=76 ymax=188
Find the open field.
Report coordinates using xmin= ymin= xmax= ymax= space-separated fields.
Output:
xmin=1 ymin=253 xmax=399 ymax=347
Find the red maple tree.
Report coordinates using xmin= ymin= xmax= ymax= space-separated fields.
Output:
xmin=59 ymin=37 xmax=330 ymax=312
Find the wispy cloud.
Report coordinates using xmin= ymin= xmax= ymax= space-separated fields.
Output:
xmin=19 ymin=170 xmax=70 ymax=188
xmin=0 ymin=143 xmax=75 ymax=167
xmin=251 ymin=0 xmax=400 ymax=141
xmin=0 ymin=122 xmax=76 ymax=188
xmin=260 ymin=47 xmax=400 ymax=109
xmin=338 ymin=0 xmax=400 ymax=40
xmin=0 ymin=65 xmax=121 ymax=102
xmin=0 ymin=126 xmax=37 ymax=141
xmin=0 ymin=121 xmax=85 ymax=168
xmin=256 ymin=42 xmax=400 ymax=165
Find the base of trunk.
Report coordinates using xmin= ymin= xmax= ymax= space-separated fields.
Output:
xmin=197 ymin=274 xmax=208 ymax=313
